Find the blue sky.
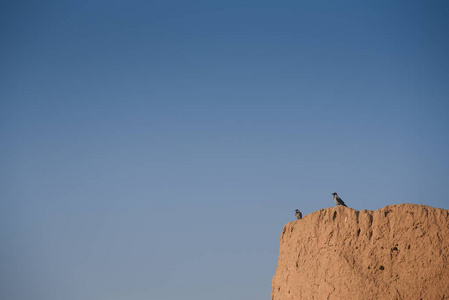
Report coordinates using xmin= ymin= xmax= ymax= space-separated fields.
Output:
xmin=1 ymin=1 xmax=448 ymax=299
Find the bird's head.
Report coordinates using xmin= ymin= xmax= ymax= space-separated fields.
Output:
xmin=295 ymin=209 xmax=299 ymax=212
xmin=332 ymin=192 xmax=337 ymax=196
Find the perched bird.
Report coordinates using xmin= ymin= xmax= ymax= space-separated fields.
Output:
xmin=295 ymin=209 xmax=302 ymax=220
xmin=332 ymin=192 xmax=347 ymax=207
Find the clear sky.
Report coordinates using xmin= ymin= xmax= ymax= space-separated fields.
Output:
xmin=1 ymin=1 xmax=448 ymax=299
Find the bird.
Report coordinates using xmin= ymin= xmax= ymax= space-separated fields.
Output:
xmin=295 ymin=209 xmax=302 ymax=220
xmin=332 ymin=192 xmax=347 ymax=207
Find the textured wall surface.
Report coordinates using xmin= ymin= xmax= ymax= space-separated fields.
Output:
xmin=271 ymin=204 xmax=449 ymax=300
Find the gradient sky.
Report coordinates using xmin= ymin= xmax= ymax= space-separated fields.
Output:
xmin=1 ymin=1 xmax=448 ymax=299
